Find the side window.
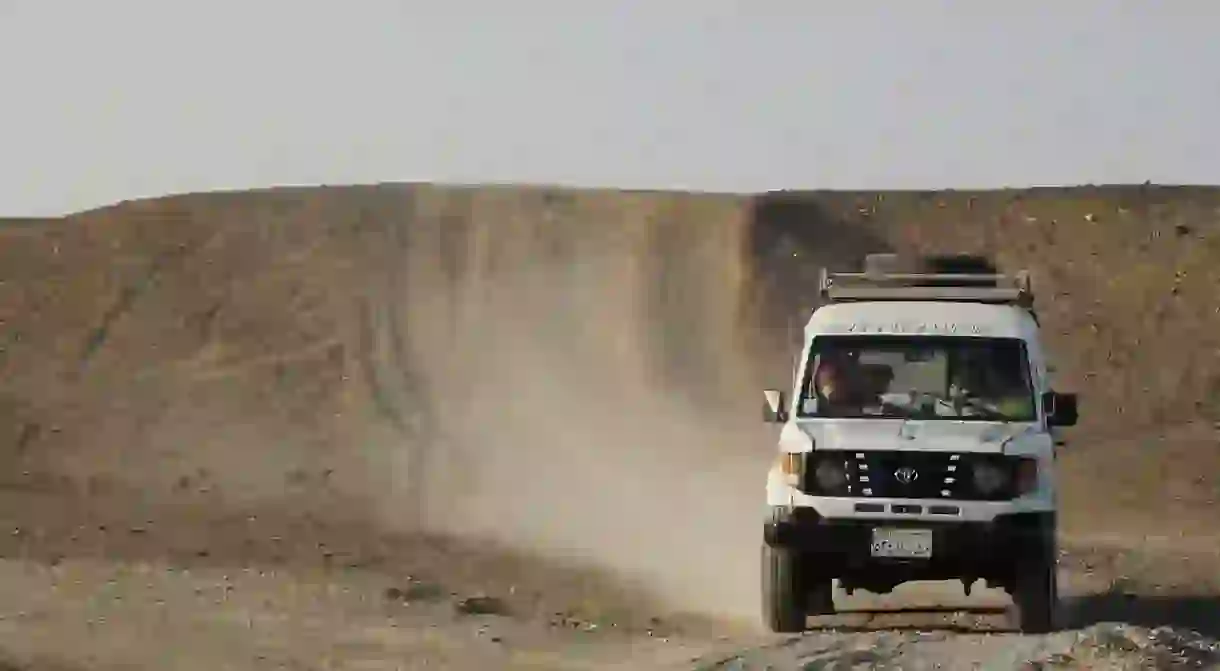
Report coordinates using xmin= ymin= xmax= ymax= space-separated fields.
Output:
xmin=800 ymin=352 xmax=819 ymax=398
xmin=797 ymin=350 xmax=826 ymax=416
xmin=791 ymin=350 xmax=802 ymax=391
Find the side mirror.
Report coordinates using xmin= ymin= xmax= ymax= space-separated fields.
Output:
xmin=1043 ymin=391 xmax=1078 ymax=427
xmin=762 ymin=389 xmax=789 ymax=424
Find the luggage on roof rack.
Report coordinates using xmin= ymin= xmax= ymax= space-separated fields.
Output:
xmin=820 ymin=254 xmax=1034 ymax=307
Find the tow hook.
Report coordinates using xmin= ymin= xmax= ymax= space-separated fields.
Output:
xmin=962 ymin=578 xmax=974 ymax=596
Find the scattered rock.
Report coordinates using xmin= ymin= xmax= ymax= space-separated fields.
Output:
xmin=1033 ymin=624 xmax=1220 ymax=670
xmin=383 ymin=581 xmax=446 ymax=603
xmin=548 ymin=611 xmax=606 ymax=631
xmin=454 ymin=595 xmax=509 ymax=616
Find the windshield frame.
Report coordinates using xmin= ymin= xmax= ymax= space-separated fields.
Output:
xmin=794 ymin=334 xmax=1038 ymax=422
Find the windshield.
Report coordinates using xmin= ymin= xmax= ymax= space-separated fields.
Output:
xmin=796 ymin=335 xmax=1036 ymax=422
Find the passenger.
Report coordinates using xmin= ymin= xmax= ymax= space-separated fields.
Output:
xmin=954 ymin=349 xmax=1035 ymax=419
xmin=857 ymin=363 xmax=895 ymax=404
xmin=984 ymin=356 xmax=1036 ymax=419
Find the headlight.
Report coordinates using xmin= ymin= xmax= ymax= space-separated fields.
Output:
xmin=775 ymin=453 xmax=850 ymax=495
xmin=798 ymin=455 xmax=849 ymax=495
xmin=971 ymin=461 xmax=1011 ymax=496
xmin=813 ymin=458 xmax=849 ymax=491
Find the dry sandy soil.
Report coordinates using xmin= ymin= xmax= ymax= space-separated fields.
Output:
xmin=0 ymin=183 xmax=1218 ymax=669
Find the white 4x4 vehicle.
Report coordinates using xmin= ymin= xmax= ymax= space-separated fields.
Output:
xmin=760 ymin=254 xmax=1078 ymax=634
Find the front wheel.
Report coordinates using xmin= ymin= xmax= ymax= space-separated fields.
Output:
xmin=761 ymin=543 xmax=805 ymax=633
xmin=1008 ymin=558 xmax=1058 ymax=634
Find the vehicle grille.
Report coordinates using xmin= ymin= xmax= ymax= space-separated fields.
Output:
xmin=815 ymin=450 xmax=1018 ymax=501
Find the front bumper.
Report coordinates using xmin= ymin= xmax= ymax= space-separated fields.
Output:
xmin=764 ymin=506 xmax=1054 ymax=581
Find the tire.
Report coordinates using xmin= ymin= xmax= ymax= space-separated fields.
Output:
xmin=806 ymin=577 xmax=836 ymax=617
xmin=1008 ymin=557 xmax=1058 ymax=634
xmin=761 ymin=543 xmax=805 ymax=633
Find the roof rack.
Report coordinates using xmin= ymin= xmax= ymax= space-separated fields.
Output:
xmin=819 ymin=255 xmax=1034 ymax=308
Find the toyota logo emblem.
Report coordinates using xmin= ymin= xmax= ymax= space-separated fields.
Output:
xmin=894 ymin=467 xmax=919 ymax=484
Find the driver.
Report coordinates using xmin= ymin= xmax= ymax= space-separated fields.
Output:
xmin=813 ymin=353 xmax=867 ymax=412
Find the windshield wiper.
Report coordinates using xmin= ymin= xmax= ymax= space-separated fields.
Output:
xmin=956 ymin=396 xmax=1010 ymax=420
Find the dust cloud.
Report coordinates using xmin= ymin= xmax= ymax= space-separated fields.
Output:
xmin=0 ymin=185 xmax=890 ymax=625
xmin=357 ymin=188 xmax=770 ymax=620
xmin=348 ymin=187 xmax=893 ymax=620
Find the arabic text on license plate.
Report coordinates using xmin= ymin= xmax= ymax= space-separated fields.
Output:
xmin=870 ymin=528 xmax=933 ymax=559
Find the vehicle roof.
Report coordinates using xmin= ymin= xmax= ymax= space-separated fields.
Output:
xmin=805 ymin=301 xmax=1041 ymax=341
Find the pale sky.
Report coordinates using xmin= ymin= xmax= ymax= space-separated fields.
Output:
xmin=1 ymin=0 xmax=1216 ymax=217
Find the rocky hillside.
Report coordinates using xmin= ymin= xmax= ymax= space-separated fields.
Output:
xmin=1 ymin=183 xmax=1217 ymax=574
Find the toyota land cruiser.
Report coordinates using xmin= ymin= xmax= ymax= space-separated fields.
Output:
xmin=760 ymin=254 xmax=1078 ymax=634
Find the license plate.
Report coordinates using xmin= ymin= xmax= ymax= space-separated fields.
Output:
xmin=870 ymin=528 xmax=933 ymax=559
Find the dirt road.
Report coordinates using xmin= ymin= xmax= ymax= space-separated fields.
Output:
xmin=1 ymin=184 xmax=1219 ymax=669
xmin=0 ymin=511 xmax=1215 ymax=670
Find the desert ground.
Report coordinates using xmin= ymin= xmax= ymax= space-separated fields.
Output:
xmin=0 ymin=184 xmax=1217 ymax=669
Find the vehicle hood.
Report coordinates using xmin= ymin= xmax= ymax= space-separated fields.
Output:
xmin=794 ymin=419 xmax=1039 ymax=453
